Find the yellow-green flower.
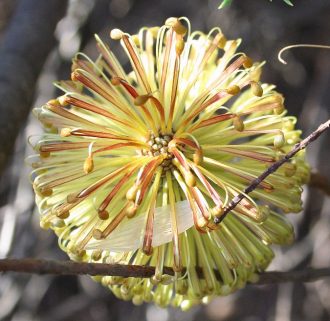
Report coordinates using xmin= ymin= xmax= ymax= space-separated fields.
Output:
xmin=28 ymin=17 xmax=309 ymax=309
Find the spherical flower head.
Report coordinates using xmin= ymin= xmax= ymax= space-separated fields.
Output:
xmin=28 ymin=17 xmax=310 ymax=309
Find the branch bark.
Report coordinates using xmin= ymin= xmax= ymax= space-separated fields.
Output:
xmin=0 ymin=0 xmax=68 ymax=175
xmin=214 ymin=119 xmax=330 ymax=224
xmin=0 ymin=258 xmax=329 ymax=285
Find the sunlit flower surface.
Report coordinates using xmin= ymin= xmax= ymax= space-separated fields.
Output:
xmin=29 ymin=17 xmax=309 ymax=309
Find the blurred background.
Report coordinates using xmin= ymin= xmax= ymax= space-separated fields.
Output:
xmin=0 ymin=0 xmax=329 ymax=320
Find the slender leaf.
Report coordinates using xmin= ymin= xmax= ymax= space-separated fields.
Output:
xmin=283 ymin=0 xmax=294 ymax=6
xmin=219 ymin=0 xmax=294 ymax=9
xmin=218 ymin=0 xmax=232 ymax=9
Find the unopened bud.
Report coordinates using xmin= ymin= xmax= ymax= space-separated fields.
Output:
xmin=126 ymin=185 xmax=138 ymax=201
xmin=56 ymin=210 xmax=70 ymax=219
xmin=126 ymin=203 xmax=138 ymax=218
xmin=226 ymin=85 xmax=240 ymax=95
xmin=93 ymin=229 xmax=104 ymax=240
xmin=98 ymin=210 xmax=109 ymax=220
xmin=58 ymin=95 xmax=68 ymax=106
xmin=274 ymin=104 xmax=285 ymax=115
xmin=284 ymin=163 xmax=297 ymax=177
xmin=216 ymin=34 xmax=227 ymax=49
xmin=175 ymin=38 xmax=185 ymax=55
xmin=273 ymin=133 xmax=285 ymax=148
xmin=71 ymin=71 xmax=79 ymax=82
xmin=60 ymin=128 xmax=71 ymax=137
xmin=243 ymin=55 xmax=253 ymax=68
xmin=131 ymin=35 xmax=140 ymax=46
xmin=149 ymin=27 xmax=160 ymax=38
xmin=84 ymin=156 xmax=94 ymax=174
xmin=39 ymin=151 xmax=50 ymax=158
xmin=111 ymin=77 xmax=121 ymax=86
xmin=250 ymin=81 xmax=263 ymax=97
xmin=233 ymin=115 xmax=244 ymax=132
xmin=197 ymin=217 xmax=208 ymax=228
xmin=172 ymin=20 xmax=187 ymax=35
xmin=91 ymin=250 xmax=102 ymax=261
xmin=110 ymin=28 xmax=124 ymax=40
xmin=67 ymin=192 xmax=79 ymax=204
xmin=39 ymin=186 xmax=53 ymax=197
xmin=132 ymin=295 xmax=143 ymax=306
xmin=40 ymin=219 xmax=51 ymax=230
xmin=47 ymin=99 xmax=61 ymax=107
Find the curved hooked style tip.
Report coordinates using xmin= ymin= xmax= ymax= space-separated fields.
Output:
xmin=278 ymin=44 xmax=330 ymax=64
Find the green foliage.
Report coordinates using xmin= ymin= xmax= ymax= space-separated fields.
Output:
xmin=218 ymin=0 xmax=232 ymax=9
xmin=219 ymin=0 xmax=293 ymax=9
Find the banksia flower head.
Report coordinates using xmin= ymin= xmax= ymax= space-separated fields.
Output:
xmin=29 ymin=17 xmax=309 ymax=309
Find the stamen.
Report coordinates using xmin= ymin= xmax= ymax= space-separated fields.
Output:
xmin=93 ymin=204 xmax=128 ymax=240
xmin=77 ymin=162 xmax=139 ymax=199
xmin=192 ymin=113 xmax=236 ymax=130
xmin=166 ymin=171 xmax=182 ymax=272
xmin=61 ymin=94 xmax=137 ymax=130
xmin=110 ymin=28 xmax=124 ymax=40
xmin=172 ymin=169 xmax=207 ymax=232
xmin=60 ymin=128 xmax=71 ymax=137
xmin=176 ymin=54 xmax=248 ymax=132
xmin=98 ymin=210 xmax=109 ymax=220
xmin=83 ymin=142 xmax=94 ymax=174
xmin=204 ymin=157 xmax=274 ymax=191
xmin=167 ymin=46 xmax=180 ymax=132
xmin=98 ymin=168 xmax=137 ymax=213
xmin=190 ymin=162 xmax=223 ymax=209
xmin=233 ymin=115 xmax=245 ymax=132
xmin=47 ymin=103 xmax=99 ymax=128
xmin=205 ymin=146 xmax=275 ymax=163
xmin=142 ymin=169 xmax=162 ymax=255
xmin=171 ymin=149 xmax=196 ymax=187
xmin=159 ymin=29 xmax=174 ymax=103
xmin=274 ymin=132 xmax=285 ymax=148
xmin=71 ymin=70 xmax=138 ymax=121
xmin=226 ymin=85 xmax=240 ymax=95
xmin=243 ymin=55 xmax=253 ymax=68
xmin=112 ymin=77 xmax=158 ymax=134
xmin=39 ymin=142 xmax=92 ymax=153
xmin=83 ymin=156 xmax=94 ymax=174
xmin=121 ymin=34 xmax=152 ymax=93
xmin=250 ymin=81 xmax=263 ymax=97
xmin=189 ymin=186 xmax=211 ymax=222
xmin=95 ymin=34 xmax=127 ymax=80
xmin=172 ymin=20 xmax=187 ymax=36
xmin=135 ymin=157 xmax=165 ymax=205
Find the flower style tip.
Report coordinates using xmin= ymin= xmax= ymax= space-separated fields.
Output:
xmin=29 ymin=17 xmax=310 ymax=309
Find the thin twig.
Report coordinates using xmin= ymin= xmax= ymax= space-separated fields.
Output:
xmin=214 ymin=119 xmax=330 ymax=224
xmin=0 ymin=258 xmax=329 ymax=285
xmin=0 ymin=258 xmax=171 ymax=278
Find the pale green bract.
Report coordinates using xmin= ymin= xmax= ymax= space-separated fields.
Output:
xmin=29 ymin=17 xmax=309 ymax=310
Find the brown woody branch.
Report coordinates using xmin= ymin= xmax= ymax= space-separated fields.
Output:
xmin=0 ymin=258 xmax=329 ymax=285
xmin=214 ymin=119 xmax=330 ymax=224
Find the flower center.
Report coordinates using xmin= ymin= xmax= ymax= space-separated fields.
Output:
xmin=142 ymin=133 xmax=174 ymax=171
